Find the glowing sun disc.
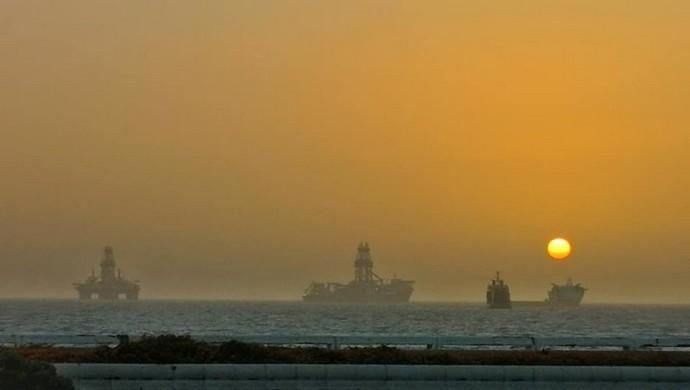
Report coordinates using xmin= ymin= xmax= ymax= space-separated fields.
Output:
xmin=547 ymin=238 xmax=572 ymax=260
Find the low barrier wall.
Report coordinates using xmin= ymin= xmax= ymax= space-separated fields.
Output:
xmin=55 ymin=363 xmax=690 ymax=389
xmin=4 ymin=334 xmax=690 ymax=350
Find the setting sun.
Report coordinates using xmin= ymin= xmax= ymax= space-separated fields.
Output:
xmin=547 ymin=238 xmax=572 ymax=260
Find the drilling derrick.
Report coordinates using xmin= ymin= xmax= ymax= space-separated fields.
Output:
xmin=354 ymin=242 xmax=375 ymax=282
xmin=100 ymin=246 xmax=117 ymax=283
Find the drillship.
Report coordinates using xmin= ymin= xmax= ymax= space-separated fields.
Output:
xmin=486 ymin=272 xmax=511 ymax=308
xmin=546 ymin=277 xmax=586 ymax=306
xmin=303 ymin=242 xmax=414 ymax=303
xmin=73 ymin=246 xmax=140 ymax=300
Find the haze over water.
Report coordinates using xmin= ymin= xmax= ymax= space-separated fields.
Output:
xmin=2 ymin=1 xmax=690 ymax=303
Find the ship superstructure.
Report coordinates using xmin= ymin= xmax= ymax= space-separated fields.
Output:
xmin=303 ymin=243 xmax=414 ymax=303
xmin=547 ymin=277 xmax=586 ymax=306
xmin=73 ymin=246 xmax=140 ymax=300
xmin=486 ymin=272 xmax=511 ymax=308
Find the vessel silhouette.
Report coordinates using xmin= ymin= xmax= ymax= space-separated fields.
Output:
xmin=303 ymin=243 xmax=414 ymax=303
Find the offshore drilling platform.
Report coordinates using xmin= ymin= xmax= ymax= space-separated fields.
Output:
xmin=73 ymin=246 xmax=140 ymax=300
xmin=303 ymin=242 xmax=414 ymax=303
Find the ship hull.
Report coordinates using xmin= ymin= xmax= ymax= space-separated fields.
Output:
xmin=302 ymin=293 xmax=412 ymax=304
xmin=547 ymin=284 xmax=585 ymax=306
xmin=512 ymin=300 xmax=582 ymax=308
xmin=303 ymin=286 xmax=413 ymax=303
xmin=546 ymin=300 xmax=582 ymax=307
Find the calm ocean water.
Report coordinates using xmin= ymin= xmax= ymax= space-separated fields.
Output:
xmin=0 ymin=300 xmax=688 ymax=337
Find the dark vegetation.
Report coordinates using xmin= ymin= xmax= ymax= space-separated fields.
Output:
xmin=0 ymin=350 xmax=73 ymax=390
xmin=12 ymin=335 xmax=690 ymax=366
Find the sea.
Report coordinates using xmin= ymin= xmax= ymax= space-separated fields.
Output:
xmin=0 ymin=300 xmax=689 ymax=337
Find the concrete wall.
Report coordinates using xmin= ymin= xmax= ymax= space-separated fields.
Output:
xmin=56 ymin=363 xmax=690 ymax=389
xmin=6 ymin=334 xmax=690 ymax=350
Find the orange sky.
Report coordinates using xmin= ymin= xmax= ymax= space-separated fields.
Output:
xmin=1 ymin=0 xmax=689 ymax=302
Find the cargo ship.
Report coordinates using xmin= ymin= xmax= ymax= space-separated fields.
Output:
xmin=486 ymin=272 xmax=511 ymax=308
xmin=546 ymin=277 xmax=586 ymax=306
xmin=303 ymin=243 xmax=414 ymax=303
xmin=486 ymin=273 xmax=586 ymax=308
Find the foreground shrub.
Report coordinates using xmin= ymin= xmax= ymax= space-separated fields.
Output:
xmin=96 ymin=335 xmax=214 ymax=364
xmin=213 ymin=340 xmax=273 ymax=362
xmin=13 ymin=335 xmax=690 ymax=366
xmin=0 ymin=350 xmax=73 ymax=390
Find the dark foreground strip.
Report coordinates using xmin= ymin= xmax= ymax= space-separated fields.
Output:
xmin=56 ymin=363 xmax=690 ymax=382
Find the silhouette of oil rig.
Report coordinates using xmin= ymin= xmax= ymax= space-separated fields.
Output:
xmin=73 ymin=246 xmax=140 ymax=300
xmin=303 ymin=242 xmax=414 ymax=303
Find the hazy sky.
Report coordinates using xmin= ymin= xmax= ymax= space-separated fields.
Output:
xmin=2 ymin=1 xmax=689 ymax=302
